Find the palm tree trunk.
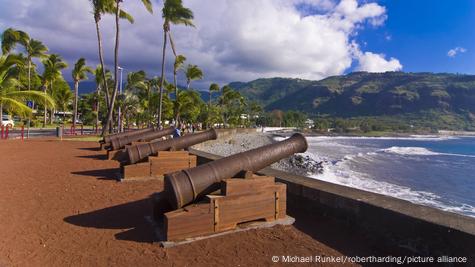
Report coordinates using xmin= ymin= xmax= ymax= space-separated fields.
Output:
xmin=73 ymin=80 xmax=78 ymax=130
xmin=28 ymin=59 xmax=31 ymax=91
xmin=43 ymin=86 xmax=47 ymax=127
xmin=168 ymin=31 xmax=177 ymax=57
xmin=96 ymin=86 xmax=100 ymax=131
xmin=169 ymin=30 xmax=179 ymax=124
xmin=174 ymin=70 xmax=179 ymax=123
xmin=102 ymin=0 xmax=121 ymax=135
xmin=0 ymin=103 xmax=3 ymax=125
xmin=50 ymin=80 xmax=54 ymax=124
xmin=27 ymin=58 xmax=32 ymax=137
xmin=148 ymin=89 xmax=151 ymax=127
xmin=158 ymin=27 xmax=168 ymax=127
xmin=95 ymin=18 xmax=110 ymax=115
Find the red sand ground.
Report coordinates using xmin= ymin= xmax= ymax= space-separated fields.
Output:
xmin=0 ymin=139 xmax=368 ymax=266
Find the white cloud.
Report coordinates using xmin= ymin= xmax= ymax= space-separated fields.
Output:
xmin=352 ymin=42 xmax=402 ymax=72
xmin=356 ymin=52 xmax=402 ymax=72
xmin=0 ymin=0 xmax=400 ymax=88
xmin=447 ymin=47 xmax=467 ymax=58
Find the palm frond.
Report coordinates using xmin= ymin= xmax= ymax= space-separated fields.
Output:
xmin=7 ymin=90 xmax=56 ymax=108
xmin=0 ymin=97 xmax=32 ymax=117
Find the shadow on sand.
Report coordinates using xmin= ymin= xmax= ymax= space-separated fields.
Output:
xmin=71 ymin=168 xmax=120 ymax=180
xmin=76 ymin=154 xmax=108 ymax=160
xmin=64 ymin=198 xmax=155 ymax=243
xmin=77 ymin=147 xmax=102 ymax=151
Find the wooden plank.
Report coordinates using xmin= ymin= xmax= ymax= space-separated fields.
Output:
xmin=150 ymin=156 xmax=195 ymax=176
xmin=222 ymin=177 xmax=275 ymax=196
xmin=189 ymin=155 xmax=197 ymax=168
xmin=122 ymin=162 xmax=151 ymax=178
xmin=276 ymin=183 xmax=287 ymax=219
xmin=107 ymin=149 xmax=123 ymax=160
xmin=165 ymin=203 xmax=214 ymax=240
xmin=216 ymin=189 xmax=277 ymax=232
xmin=157 ymin=151 xmax=190 ymax=157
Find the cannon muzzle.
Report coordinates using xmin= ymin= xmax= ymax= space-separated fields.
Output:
xmin=109 ymin=127 xmax=175 ymax=151
xmin=125 ymin=129 xmax=218 ymax=164
xmin=103 ymin=128 xmax=154 ymax=144
xmin=163 ymin=133 xmax=308 ymax=209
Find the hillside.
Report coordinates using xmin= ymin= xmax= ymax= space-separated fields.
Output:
xmin=232 ymin=72 xmax=475 ymax=118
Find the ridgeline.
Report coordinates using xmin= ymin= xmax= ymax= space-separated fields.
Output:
xmin=230 ymin=72 xmax=475 ymax=131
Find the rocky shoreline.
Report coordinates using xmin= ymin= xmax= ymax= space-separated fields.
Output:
xmin=197 ymin=132 xmax=323 ymax=176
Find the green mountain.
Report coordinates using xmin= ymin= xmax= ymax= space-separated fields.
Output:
xmin=229 ymin=77 xmax=313 ymax=107
xmin=232 ymin=72 xmax=475 ymax=118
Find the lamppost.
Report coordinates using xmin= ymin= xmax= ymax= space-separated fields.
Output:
xmin=117 ymin=66 xmax=124 ymax=133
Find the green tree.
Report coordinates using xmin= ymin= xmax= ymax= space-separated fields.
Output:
xmin=102 ymin=0 xmax=152 ymax=135
xmin=52 ymin=79 xmax=73 ymax=123
xmin=173 ymin=54 xmax=186 ymax=121
xmin=158 ymin=0 xmax=194 ymax=126
xmin=93 ymin=65 xmax=112 ymax=129
xmin=219 ymin=86 xmax=245 ymax=127
xmin=1 ymin=28 xmax=28 ymax=55
xmin=22 ymin=39 xmax=49 ymax=91
xmin=185 ymin=64 xmax=203 ymax=89
xmin=178 ymin=89 xmax=204 ymax=123
xmin=0 ymin=54 xmax=54 ymax=121
xmin=42 ymin=54 xmax=67 ymax=126
xmin=72 ymin=58 xmax=93 ymax=129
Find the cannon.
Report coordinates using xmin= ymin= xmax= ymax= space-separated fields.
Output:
xmin=125 ymin=129 xmax=218 ymax=164
xmin=101 ymin=127 xmax=154 ymax=145
xmin=163 ymin=133 xmax=308 ymax=209
xmin=108 ymin=126 xmax=175 ymax=151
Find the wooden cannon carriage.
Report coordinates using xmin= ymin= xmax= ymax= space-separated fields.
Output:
xmin=150 ymin=133 xmax=308 ymax=245
xmin=119 ymin=129 xmax=217 ymax=180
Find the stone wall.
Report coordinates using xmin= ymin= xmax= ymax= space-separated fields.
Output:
xmin=189 ymin=148 xmax=475 ymax=265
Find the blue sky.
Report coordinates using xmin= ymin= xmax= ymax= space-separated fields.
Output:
xmin=356 ymin=0 xmax=475 ymax=74
xmin=0 ymin=0 xmax=474 ymax=88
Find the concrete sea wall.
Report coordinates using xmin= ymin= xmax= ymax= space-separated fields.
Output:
xmin=188 ymin=147 xmax=475 ymax=264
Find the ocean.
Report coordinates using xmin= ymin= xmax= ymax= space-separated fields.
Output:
xmin=302 ymin=135 xmax=475 ymax=218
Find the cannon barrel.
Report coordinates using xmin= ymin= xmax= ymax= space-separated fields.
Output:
xmin=103 ymin=128 xmax=154 ymax=144
xmin=109 ymin=127 xmax=175 ymax=151
xmin=126 ymin=129 xmax=218 ymax=164
xmin=163 ymin=133 xmax=308 ymax=209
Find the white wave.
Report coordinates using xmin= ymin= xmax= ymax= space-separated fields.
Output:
xmin=306 ymin=135 xmax=456 ymax=142
xmin=380 ymin=146 xmax=475 ymax=158
xmin=381 ymin=146 xmax=440 ymax=156
xmin=309 ymin=160 xmax=475 ymax=218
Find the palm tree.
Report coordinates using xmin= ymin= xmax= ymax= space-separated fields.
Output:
xmin=185 ymin=64 xmax=203 ymax=89
xmin=90 ymin=0 xmax=133 ymax=123
xmin=0 ymin=54 xmax=55 ymax=121
xmin=208 ymin=83 xmax=219 ymax=107
xmin=1 ymin=28 xmax=28 ymax=55
xmin=158 ymin=0 xmax=194 ymax=127
xmin=207 ymin=83 xmax=220 ymax=128
xmin=52 ymin=81 xmax=73 ymax=123
xmin=102 ymin=0 xmax=152 ymax=135
xmin=42 ymin=54 xmax=67 ymax=127
xmin=93 ymin=65 xmax=112 ymax=129
xmin=23 ymin=39 xmax=48 ymax=92
xmin=173 ymin=54 xmax=186 ymax=121
xmin=143 ymin=77 xmax=161 ymax=127
xmin=72 ymin=58 xmax=93 ymax=129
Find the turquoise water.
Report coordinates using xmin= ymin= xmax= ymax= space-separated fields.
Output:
xmin=304 ymin=136 xmax=475 ymax=217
